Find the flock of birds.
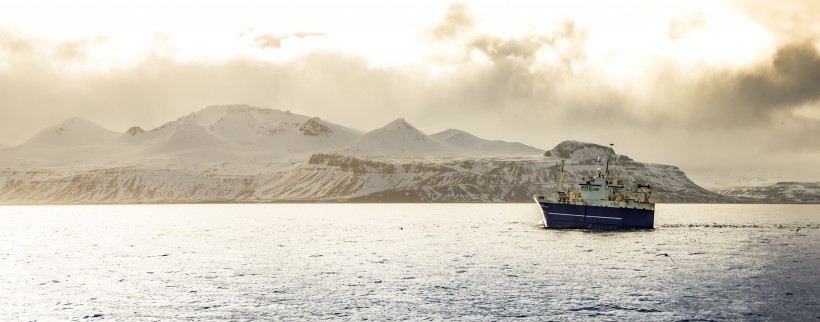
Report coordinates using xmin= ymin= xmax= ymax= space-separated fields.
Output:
xmin=531 ymin=221 xmax=816 ymax=266
xmin=658 ymin=223 xmax=818 ymax=230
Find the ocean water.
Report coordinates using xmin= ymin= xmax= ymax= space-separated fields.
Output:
xmin=1 ymin=203 xmax=818 ymax=321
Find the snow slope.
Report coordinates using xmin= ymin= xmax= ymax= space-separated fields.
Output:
xmin=337 ymin=118 xmax=455 ymax=156
xmin=146 ymin=123 xmax=236 ymax=154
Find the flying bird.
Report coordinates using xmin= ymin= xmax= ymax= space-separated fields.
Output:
xmin=656 ymin=253 xmax=675 ymax=263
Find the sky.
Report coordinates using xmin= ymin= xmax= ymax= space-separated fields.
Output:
xmin=1 ymin=0 xmax=819 ymax=186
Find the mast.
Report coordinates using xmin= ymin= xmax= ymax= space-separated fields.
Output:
xmin=557 ymin=160 xmax=565 ymax=192
xmin=604 ymin=143 xmax=614 ymax=176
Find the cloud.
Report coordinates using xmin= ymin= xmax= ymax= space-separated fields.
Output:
xmin=52 ymin=36 xmax=109 ymax=61
xmin=467 ymin=21 xmax=586 ymax=67
xmin=0 ymin=15 xmax=818 ymax=180
xmin=252 ymin=32 xmax=326 ymax=49
xmin=0 ymin=28 xmax=34 ymax=54
xmin=429 ymin=2 xmax=474 ymax=40
xmin=469 ymin=34 xmax=547 ymax=61
xmin=435 ymin=21 xmax=590 ymax=117
xmin=0 ymin=41 xmax=426 ymax=144
xmin=668 ymin=10 xmax=707 ymax=41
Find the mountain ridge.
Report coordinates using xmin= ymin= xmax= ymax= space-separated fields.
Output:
xmin=0 ymin=104 xmax=744 ymax=204
xmin=715 ymin=182 xmax=820 ymax=203
xmin=431 ymin=129 xmax=544 ymax=155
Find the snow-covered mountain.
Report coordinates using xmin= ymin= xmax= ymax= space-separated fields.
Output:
xmin=715 ymin=182 xmax=820 ymax=203
xmin=1 ymin=105 xmax=362 ymax=170
xmin=431 ymin=129 xmax=544 ymax=155
xmin=543 ymin=140 xmax=633 ymax=163
xmin=0 ymin=105 xmax=732 ymax=204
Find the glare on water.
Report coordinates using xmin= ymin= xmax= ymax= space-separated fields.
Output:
xmin=0 ymin=203 xmax=818 ymax=320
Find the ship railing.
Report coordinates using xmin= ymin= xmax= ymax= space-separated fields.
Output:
xmin=544 ymin=196 xmax=574 ymax=204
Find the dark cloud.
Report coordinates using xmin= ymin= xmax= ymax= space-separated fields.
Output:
xmin=430 ymin=2 xmax=474 ymax=40
xmin=468 ymin=21 xmax=585 ymax=62
xmin=695 ymin=43 xmax=820 ymax=124
xmin=731 ymin=0 xmax=820 ymax=43
xmin=252 ymin=32 xmax=326 ymax=49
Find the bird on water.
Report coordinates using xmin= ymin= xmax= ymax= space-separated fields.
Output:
xmin=656 ymin=253 xmax=675 ymax=263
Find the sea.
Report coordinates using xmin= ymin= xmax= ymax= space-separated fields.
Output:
xmin=1 ymin=203 xmax=818 ymax=321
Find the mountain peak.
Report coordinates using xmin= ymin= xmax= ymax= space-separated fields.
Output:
xmin=336 ymin=118 xmax=453 ymax=156
xmin=202 ymin=104 xmax=256 ymax=113
xmin=431 ymin=128 xmax=467 ymax=141
xmin=374 ymin=118 xmax=427 ymax=136
xmin=384 ymin=117 xmax=414 ymax=129
xmin=199 ymin=104 xmax=292 ymax=116
xmin=21 ymin=117 xmax=119 ymax=147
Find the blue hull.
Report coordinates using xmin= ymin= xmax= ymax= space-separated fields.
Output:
xmin=535 ymin=201 xmax=654 ymax=229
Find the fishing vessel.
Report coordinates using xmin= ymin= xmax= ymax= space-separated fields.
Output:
xmin=533 ymin=144 xmax=655 ymax=229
